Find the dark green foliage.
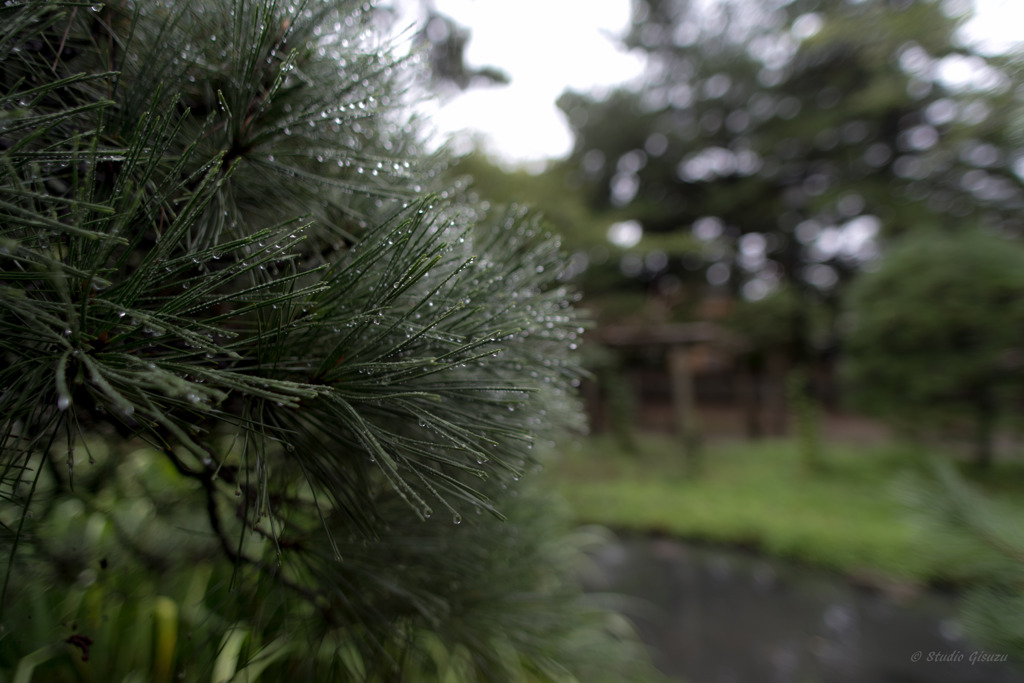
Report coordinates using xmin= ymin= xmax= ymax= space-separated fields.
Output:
xmin=0 ymin=2 xmax=646 ymax=680
xmin=727 ymin=285 xmax=807 ymax=354
xmin=843 ymin=229 xmax=1024 ymax=464
xmin=557 ymin=0 xmax=1024 ymax=312
xmin=451 ymin=153 xmax=607 ymax=251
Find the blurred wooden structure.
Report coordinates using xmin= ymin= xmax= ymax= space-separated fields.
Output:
xmin=590 ymin=323 xmax=739 ymax=466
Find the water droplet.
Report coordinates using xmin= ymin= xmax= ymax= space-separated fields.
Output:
xmin=452 ymin=513 xmax=462 ymax=525
xmin=57 ymin=396 xmax=71 ymax=410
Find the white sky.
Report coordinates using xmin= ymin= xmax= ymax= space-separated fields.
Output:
xmin=412 ymin=0 xmax=1024 ymax=166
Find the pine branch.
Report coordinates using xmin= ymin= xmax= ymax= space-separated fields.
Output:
xmin=0 ymin=3 xmax=649 ymax=681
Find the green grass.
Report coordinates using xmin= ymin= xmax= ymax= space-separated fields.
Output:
xmin=549 ymin=434 xmax=1024 ymax=585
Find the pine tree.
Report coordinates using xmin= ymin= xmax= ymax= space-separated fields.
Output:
xmin=0 ymin=2 xmax=647 ymax=680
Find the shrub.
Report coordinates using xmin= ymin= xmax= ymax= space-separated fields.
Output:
xmin=843 ymin=229 xmax=1024 ymax=466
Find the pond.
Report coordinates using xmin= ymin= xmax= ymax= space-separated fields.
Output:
xmin=583 ymin=534 xmax=1024 ymax=683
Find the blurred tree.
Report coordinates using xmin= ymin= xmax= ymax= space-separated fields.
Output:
xmin=375 ymin=1 xmax=509 ymax=96
xmin=450 ymin=153 xmax=712 ymax=333
xmin=557 ymin=0 xmax=1024 ymax=344
xmin=843 ymin=230 xmax=1024 ymax=468
xmin=0 ymin=1 xmax=647 ymax=681
xmin=451 ymin=153 xmax=603 ymax=249
xmin=415 ymin=9 xmax=509 ymax=94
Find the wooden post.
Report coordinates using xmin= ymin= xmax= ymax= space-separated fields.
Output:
xmin=766 ymin=350 xmax=788 ymax=435
xmin=668 ymin=344 xmax=701 ymax=472
xmin=737 ymin=357 xmax=762 ymax=439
